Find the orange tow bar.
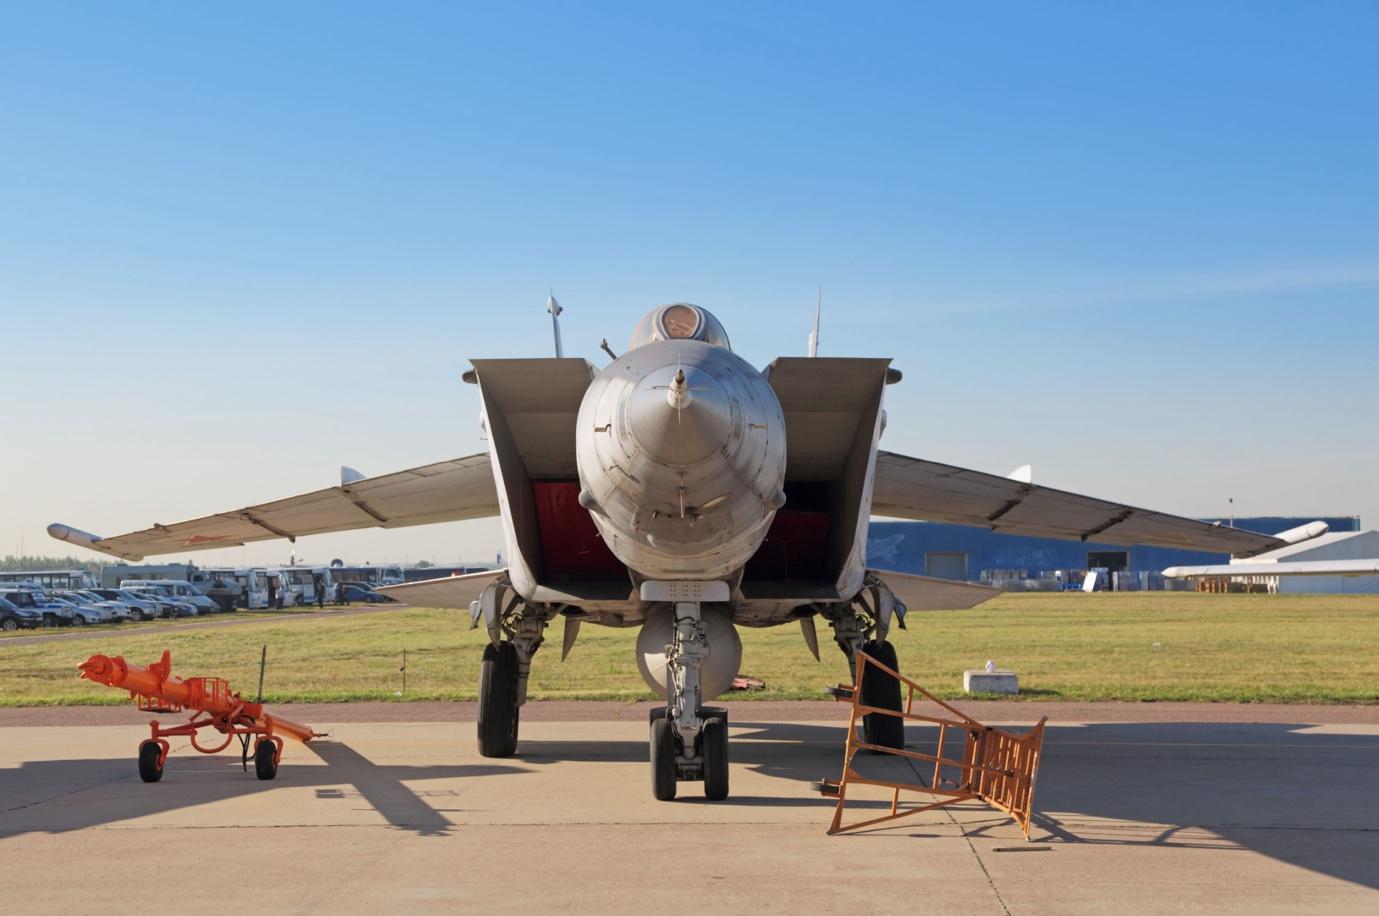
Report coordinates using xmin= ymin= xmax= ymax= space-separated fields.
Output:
xmin=78 ymin=649 xmax=324 ymax=783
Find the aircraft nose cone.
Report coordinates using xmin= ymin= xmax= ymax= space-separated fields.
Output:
xmin=627 ymin=365 xmax=734 ymax=466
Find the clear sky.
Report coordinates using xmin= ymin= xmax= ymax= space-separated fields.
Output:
xmin=2 ymin=3 xmax=1376 ymax=568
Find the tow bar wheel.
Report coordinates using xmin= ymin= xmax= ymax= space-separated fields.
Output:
xmin=254 ymin=739 xmax=279 ymax=780
xmin=138 ymin=740 xmax=164 ymax=783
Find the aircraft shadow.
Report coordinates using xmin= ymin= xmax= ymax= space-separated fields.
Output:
xmin=4 ymin=717 xmax=1376 ymax=889
xmin=0 ymin=740 xmax=527 ymax=839
xmin=528 ymin=717 xmax=1379 ymax=889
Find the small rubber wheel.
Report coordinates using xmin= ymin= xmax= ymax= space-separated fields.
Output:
xmin=650 ymin=715 xmax=677 ymax=801
xmin=702 ymin=716 xmax=729 ymax=801
xmin=478 ymin=642 xmax=520 ymax=757
xmin=254 ymin=741 xmax=278 ymax=780
xmin=860 ymin=639 xmax=905 ymax=751
xmin=138 ymin=742 xmax=163 ymax=783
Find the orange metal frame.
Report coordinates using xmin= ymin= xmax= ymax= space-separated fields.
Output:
xmin=78 ymin=650 xmax=321 ymax=771
xmin=818 ymin=652 xmax=1046 ymax=838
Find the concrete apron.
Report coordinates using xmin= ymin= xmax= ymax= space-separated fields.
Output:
xmin=2 ymin=718 xmax=1378 ymax=914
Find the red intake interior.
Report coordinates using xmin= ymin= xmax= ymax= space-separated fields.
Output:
xmin=743 ymin=509 xmax=832 ymax=582
xmin=532 ymin=481 xmax=625 ymax=578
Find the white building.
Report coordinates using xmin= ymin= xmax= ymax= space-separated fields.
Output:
xmin=1233 ymin=530 xmax=1379 ymax=595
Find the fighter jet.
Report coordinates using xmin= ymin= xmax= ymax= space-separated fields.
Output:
xmin=49 ymin=302 xmax=1323 ymax=801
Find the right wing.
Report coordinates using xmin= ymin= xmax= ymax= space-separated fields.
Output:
xmin=1164 ymin=560 xmax=1379 ymax=578
xmin=49 ymin=454 xmax=499 ymax=561
xmin=876 ymin=569 xmax=1003 ymax=611
xmin=871 ymin=451 xmax=1295 ymax=558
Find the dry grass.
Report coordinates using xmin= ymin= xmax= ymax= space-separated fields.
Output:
xmin=1 ymin=592 xmax=1376 ymax=706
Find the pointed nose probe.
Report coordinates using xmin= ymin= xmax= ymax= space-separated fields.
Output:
xmin=628 ymin=365 xmax=734 ymax=466
xmin=667 ymin=368 xmax=691 ymax=410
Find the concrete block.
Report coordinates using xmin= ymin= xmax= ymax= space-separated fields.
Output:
xmin=964 ymin=669 xmax=1019 ymax=695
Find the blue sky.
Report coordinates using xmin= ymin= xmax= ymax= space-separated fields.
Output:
xmin=2 ymin=3 xmax=1376 ymax=566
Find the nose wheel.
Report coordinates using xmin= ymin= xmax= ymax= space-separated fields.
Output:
xmin=649 ymin=706 xmax=730 ymax=801
xmin=649 ymin=712 xmax=677 ymax=800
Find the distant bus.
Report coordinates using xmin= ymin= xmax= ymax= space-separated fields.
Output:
xmin=328 ymin=564 xmax=403 ymax=588
xmin=0 ymin=569 xmax=95 ymax=590
xmin=402 ymin=565 xmax=498 ymax=583
xmin=264 ymin=567 xmax=335 ymax=607
xmin=204 ymin=568 xmax=270 ymax=609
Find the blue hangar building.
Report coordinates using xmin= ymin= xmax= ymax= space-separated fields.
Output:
xmin=866 ymin=516 xmax=1362 ymax=585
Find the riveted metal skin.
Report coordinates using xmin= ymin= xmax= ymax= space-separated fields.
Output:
xmin=576 ymin=337 xmax=787 ymax=582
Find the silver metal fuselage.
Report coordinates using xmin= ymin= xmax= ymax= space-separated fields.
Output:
xmin=575 ymin=340 xmax=787 ymax=582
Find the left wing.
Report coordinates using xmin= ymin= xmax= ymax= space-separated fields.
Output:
xmin=376 ymin=568 xmax=506 ymax=608
xmin=871 ymin=451 xmax=1296 ymax=558
xmin=49 ymin=454 xmax=499 ymax=561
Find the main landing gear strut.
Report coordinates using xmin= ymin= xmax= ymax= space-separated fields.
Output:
xmin=822 ymin=573 xmax=908 ymax=751
xmin=473 ymin=578 xmax=556 ymax=759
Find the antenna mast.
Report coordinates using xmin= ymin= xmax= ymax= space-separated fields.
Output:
xmin=547 ymin=292 xmax=564 ymax=358
xmin=807 ymin=286 xmax=822 ymax=357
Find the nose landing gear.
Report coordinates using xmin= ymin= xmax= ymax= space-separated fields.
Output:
xmin=647 ymin=591 xmax=732 ymax=801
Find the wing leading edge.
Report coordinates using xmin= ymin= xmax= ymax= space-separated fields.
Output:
xmin=49 ymin=453 xmax=500 ymax=561
xmin=871 ymin=451 xmax=1296 ymax=558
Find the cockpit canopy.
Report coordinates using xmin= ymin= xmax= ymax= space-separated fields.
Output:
xmin=630 ymin=304 xmax=732 ymax=351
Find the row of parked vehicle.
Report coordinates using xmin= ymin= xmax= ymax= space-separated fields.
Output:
xmin=0 ymin=580 xmax=399 ymax=632
xmin=0 ymin=583 xmax=222 ymax=631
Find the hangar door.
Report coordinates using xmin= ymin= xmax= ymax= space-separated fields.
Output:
xmin=925 ymin=552 xmax=969 ymax=581
xmin=1086 ymin=551 xmax=1128 ymax=573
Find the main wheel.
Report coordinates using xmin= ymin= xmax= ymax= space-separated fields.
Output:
xmin=138 ymin=742 xmax=163 ymax=783
xmin=650 ymin=715 xmax=677 ymax=801
xmin=129 ymin=609 xmax=144 ymax=622
xmin=71 ymin=615 xmax=86 ymax=627
xmin=478 ymin=642 xmax=520 ymax=757
xmin=254 ymin=741 xmax=278 ymax=780
xmin=702 ymin=716 xmax=729 ymax=801
xmin=1 ymin=616 xmax=18 ymax=632
xmin=860 ymin=639 xmax=905 ymax=750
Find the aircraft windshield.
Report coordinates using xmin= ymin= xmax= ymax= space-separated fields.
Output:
xmin=629 ymin=304 xmax=731 ymax=351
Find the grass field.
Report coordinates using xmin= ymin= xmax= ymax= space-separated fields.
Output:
xmin=1 ymin=593 xmax=1376 ymax=706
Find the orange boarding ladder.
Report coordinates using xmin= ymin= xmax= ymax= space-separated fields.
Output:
xmin=817 ymin=651 xmax=1046 ymax=838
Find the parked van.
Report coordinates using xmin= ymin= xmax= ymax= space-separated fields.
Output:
xmin=102 ymin=563 xmax=239 ymax=610
xmin=119 ymin=579 xmax=222 ymax=615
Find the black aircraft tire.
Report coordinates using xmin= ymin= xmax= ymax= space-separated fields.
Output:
xmin=138 ymin=742 xmax=163 ymax=783
xmin=860 ymin=639 xmax=905 ymax=751
xmin=702 ymin=716 xmax=729 ymax=801
xmin=478 ymin=642 xmax=520 ymax=758
xmin=254 ymin=741 xmax=278 ymax=780
xmin=650 ymin=715 xmax=677 ymax=801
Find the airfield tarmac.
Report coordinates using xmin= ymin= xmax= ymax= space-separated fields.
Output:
xmin=3 ymin=702 xmax=1377 ymax=914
